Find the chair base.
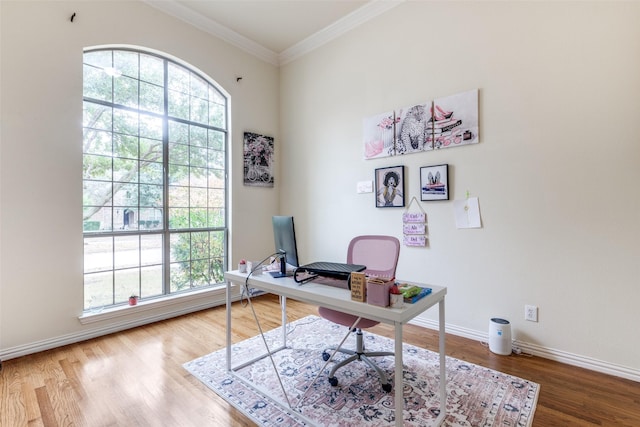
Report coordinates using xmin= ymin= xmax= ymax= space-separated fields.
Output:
xmin=322 ymin=328 xmax=394 ymax=392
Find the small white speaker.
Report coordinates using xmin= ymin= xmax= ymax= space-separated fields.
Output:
xmin=489 ymin=318 xmax=512 ymax=355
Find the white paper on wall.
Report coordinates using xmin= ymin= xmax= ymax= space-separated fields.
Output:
xmin=454 ymin=197 xmax=482 ymax=229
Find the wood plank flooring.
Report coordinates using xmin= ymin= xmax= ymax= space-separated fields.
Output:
xmin=1 ymin=294 xmax=639 ymax=426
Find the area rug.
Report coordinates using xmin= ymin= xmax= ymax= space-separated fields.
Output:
xmin=184 ymin=315 xmax=539 ymax=426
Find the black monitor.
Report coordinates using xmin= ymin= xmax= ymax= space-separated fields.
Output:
xmin=271 ymin=216 xmax=300 ymax=277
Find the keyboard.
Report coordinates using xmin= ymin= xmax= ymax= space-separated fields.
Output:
xmin=293 ymin=261 xmax=366 ymax=284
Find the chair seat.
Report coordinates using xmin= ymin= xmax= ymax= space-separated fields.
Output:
xmin=318 ymin=306 xmax=379 ymax=329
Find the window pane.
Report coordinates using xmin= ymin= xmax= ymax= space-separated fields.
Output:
xmin=83 ymin=102 xmax=112 ymax=130
xmin=83 ymin=130 xmax=112 ymax=156
xmin=139 ymin=184 xmax=162 ymax=207
xmin=113 ymin=109 xmax=139 ymax=135
xmin=114 ymin=235 xmax=140 ymax=269
xmin=84 ymin=237 xmax=113 ymax=273
xmin=190 ymin=188 xmax=207 ymax=208
xmin=190 ymin=146 xmax=207 ymax=168
xmin=115 ymin=207 xmax=137 ymax=230
xmin=170 ymin=232 xmax=189 ymax=262
xmin=140 ymin=81 xmax=163 ymax=114
xmin=140 ymin=115 xmax=162 ymax=140
xmin=139 ymin=54 xmax=163 ymax=86
xmin=169 ymin=207 xmax=189 ymax=229
xmin=83 ymin=180 xmax=112 ymax=206
xmin=113 ymin=158 xmax=139 ymax=183
xmin=114 ymin=134 xmax=138 ymax=158
xmin=84 ymin=206 xmax=113 ymax=232
xmin=169 ymin=143 xmax=189 ymax=165
xmin=190 ymin=96 xmax=208 ymax=124
xmin=190 ymin=208 xmax=207 ymax=228
xmin=114 ymin=50 xmax=139 ymax=79
xmin=140 ymin=161 xmax=162 ymax=184
xmin=169 ymin=261 xmax=189 ymax=292
xmin=84 ymin=271 xmax=113 ymax=310
xmin=169 ymin=164 xmax=189 ymax=184
xmin=168 ymin=89 xmax=189 ymax=120
xmin=210 ymin=101 xmax=225 ymax=128
xmin=169 ymin=186 xmax=188 ymax=207
xmin=190 ymin=73 xmax=208 ymax=99
xmin=139 ymin=209 xmax=162 ymax=229
xmin=141 ymin=265 xmax=163 ymax=297
xmin=208 ymin=208 xmax=224 ymax=228
xmin=84 ymin=50 xmax=113 ymax=69
xmin=115 ymin=268 xmax=139 ymax=303
xmin=190 ymin=231 xmax=209 ymax=260
xmin=167 ymin=63 xmax=189 ymax=92
xmin=208 ymin=169 xmax=224 ymax=188
xmin=113 ymin=184 xmax=138 ymax=207
xmin=83 ymin=155 xmax=112 ymax=181
xmin=208 ymin=189 xmax=225 ymax=208
xmin=141 ymin=234 xmax=162 ymax=265
xmin=190 ymin=167 xmax=207 ymax=187
xmin=114 ymin=75 xmax=139 ymax=108
xmin=190 ymin=125 xmax=207 ymax=147
xmin=208 ymin=130 xmax=224 ymax=150
xmin=83 ymin=64 xmax=112 ymax=102
xmin=208 ymin=149 xmax=224 ymax=169
xmin=168 ymin=121 xmax=188 ymax=143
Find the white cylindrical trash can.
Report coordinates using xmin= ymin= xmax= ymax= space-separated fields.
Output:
xmin=489 ymin=318 xmax=512 ymax=355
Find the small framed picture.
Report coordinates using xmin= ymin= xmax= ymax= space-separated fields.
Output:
xmin=420 ymin=164 xmax=449 ymax=201
xmin=375 ymin=165 xmax=405 ymax=208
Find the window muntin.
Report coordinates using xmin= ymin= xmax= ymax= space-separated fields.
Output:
xmin=83 ymin=48 xmax=227 ymax=310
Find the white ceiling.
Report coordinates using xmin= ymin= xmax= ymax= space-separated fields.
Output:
xmin=143 ymin=0 xmax=403 ymax=65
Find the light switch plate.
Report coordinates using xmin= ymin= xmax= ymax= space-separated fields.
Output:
xmin=357 ymin=180 xmax=373 ymax=193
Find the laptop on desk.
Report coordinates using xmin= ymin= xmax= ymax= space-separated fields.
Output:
xmin=293 ymin=261 xmax=366 ymax=285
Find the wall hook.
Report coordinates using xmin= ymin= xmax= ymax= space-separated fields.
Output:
xmin=70 ymin=12 xmax=76 ymax=22
xmin=236 ymin=77 xmax=243 ymax=82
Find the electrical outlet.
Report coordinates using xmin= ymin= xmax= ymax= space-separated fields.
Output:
xmin=525 ymin=305 xmax=538 ymax=322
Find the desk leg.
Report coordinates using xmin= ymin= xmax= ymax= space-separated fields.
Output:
xmin=438 ymin=297 xmax=447 ymax=424
xmin=280 ymin=295 xmax=287 ymax=347
xmin=226 ymin=279 xmax=232 ymax=372
xmin=395 ymin=322 xmax=403 ymax=427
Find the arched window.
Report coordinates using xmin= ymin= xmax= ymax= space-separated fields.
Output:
xmin=82 ymin=47 xmax=228 ymax=310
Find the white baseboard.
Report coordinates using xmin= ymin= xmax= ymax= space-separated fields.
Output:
xmin=0 ymin=292 xmax=240 ymax=362
xmin=410 ymin=317 xmax=640 ymax=383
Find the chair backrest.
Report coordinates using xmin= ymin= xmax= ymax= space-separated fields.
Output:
xmin=347 ymin=235 xmax=400 ymax=279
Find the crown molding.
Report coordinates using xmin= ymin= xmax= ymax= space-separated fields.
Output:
xmin=142 ymin=0 xmax=280 ymax=66
xmin=142 ymin=0 xmax=404 ymax=67
xmin=278 ymin=0 xmax=404 ymax=65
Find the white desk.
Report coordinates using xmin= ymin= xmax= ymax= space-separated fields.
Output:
xmin=225 ymin=270 xmax=447 ymax=427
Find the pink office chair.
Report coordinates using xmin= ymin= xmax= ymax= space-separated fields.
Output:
xmin=318 ymin=235 xmax=400 ymax=392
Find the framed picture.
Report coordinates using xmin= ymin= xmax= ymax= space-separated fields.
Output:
xmin=243 ymin=132 xmax=274 ymax=187
xmin=420 ymin=164 xmax=449 ymax=201
xmin=375 ymin=165 xmax=405 ymax=208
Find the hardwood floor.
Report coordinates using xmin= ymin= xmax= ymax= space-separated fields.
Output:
xmin=1 ymin=294 xmax=639 ymax=426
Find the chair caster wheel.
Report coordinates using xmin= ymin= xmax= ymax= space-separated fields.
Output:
xmin=382 ymin=383 xmax=392 ymax=393
xmin=322 ymin=352 xmax=330 ymax=361
xmin=328 ymin=377 xmax=339 ymax=387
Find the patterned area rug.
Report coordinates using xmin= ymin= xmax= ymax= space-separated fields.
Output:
xmin=184 ymin=316 xmax=539 ymax=426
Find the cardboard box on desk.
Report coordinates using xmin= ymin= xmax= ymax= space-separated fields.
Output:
xmin=366 ymin=277 xmax=394 ymax=307
xmin=350 ymin=272 xmax=366 ymax=302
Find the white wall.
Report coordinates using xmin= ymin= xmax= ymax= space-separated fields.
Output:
xmin=280 ymin=1 xmax=640 ymax=377
xmin=0 ymin=0 xmax=279 ymax=355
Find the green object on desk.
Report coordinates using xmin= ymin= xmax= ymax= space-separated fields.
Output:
xmin=404 ymin=287 xmax=432 ymax=303
xmin=398 ymin=284 xmax=422 ymax=298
